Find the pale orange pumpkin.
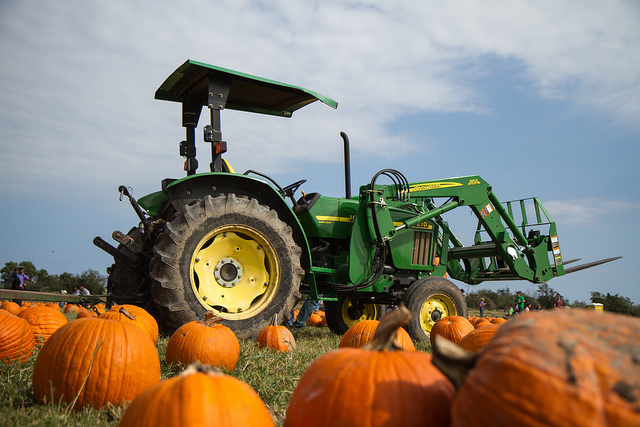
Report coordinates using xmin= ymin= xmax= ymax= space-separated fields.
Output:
xmin=166 ymin=314 xmax=240 ymax=372
xmin=433 ymin=309 xmax=640 ymax=426
xmin=119 ymin=362 xmax=274 ymax=426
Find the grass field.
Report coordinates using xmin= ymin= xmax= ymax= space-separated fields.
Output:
xmin=1 ymin=313 xmax=433 ymax=426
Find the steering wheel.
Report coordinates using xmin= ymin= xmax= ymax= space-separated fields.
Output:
xmin=280 ymin=179 xmax=307 ymax=203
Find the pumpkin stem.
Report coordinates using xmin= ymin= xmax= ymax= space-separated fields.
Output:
xmin=270 ymin=314 xmax=278 ymax=326
xmin=364 ymin=305 xmax=411 ymax=352
xmin=431 ymin=334 xmax=479 ymax=391
xmin=203 ymin=313 xmax=224 ymax=327
xmin=183 ymin=361 xmax=223 ymax=377
xmin=118 ymin=307 xmax=136 ymax=321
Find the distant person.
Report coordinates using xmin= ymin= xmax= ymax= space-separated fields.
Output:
xmin=554 ymin=294 xmax=563 ymax=309
xmin=514 ymin=292 xmax=526 ymax=313
xmin=79 ymin=285 xmax=91 ymax=296
xmin=477 ymin=297 xmax=486 ymax=317
xmin=72 ymin=285 xmax=80 ymax=295
xmin=11 ymin=266 xmax=33 ymax=306
xmin=525 ymin=303 xmax=531 ymax=313
xmin=289 ymin=296 xmax=322 ymax=329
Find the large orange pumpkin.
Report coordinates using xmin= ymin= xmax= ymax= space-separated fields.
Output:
xmin=286 ymin=306 xmax=454 ymax=427
xmin=0 ymin=310 xmax=35 ymax=365
xmin=256 ymin=315 xmax=296 ymax=352
xmin=99 ymin=305 xmax=158 ymax=343
xmin=433 ymin=309 xmax=640 ymax=426
xmin=166 ymin=315 xmax=240 ymax=372
xmin=18 ymin=306 xmax=68 ymax=346
xmin=33 ymin=317 xmax=160 ymax=410
xmin=430 ymin=315 xmax=474 ymax=347
xmin=338 ymin=319 xmax=415 ymax=351
xmin=119 ymin=362 xmax=274 ymax=426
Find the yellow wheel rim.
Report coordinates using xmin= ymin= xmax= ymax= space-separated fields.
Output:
xmin=340 ymin=297 xmax=379 ymax=328
xmin=419 ymin=294 xmax=456 ymax=334
xmin=190 ymin=225 xmax=279 ymax=320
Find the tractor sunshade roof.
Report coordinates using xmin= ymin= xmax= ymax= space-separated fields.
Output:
xmin=155 ymin=59 xmax=338 ymax=117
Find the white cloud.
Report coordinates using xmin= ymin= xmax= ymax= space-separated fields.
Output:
xmin=0 ymin=0 xmax=638 ymax=198
xmin=544 ymin=198 xmax=640 ymax=226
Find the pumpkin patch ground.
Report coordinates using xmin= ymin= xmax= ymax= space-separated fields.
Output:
xmin=2 ymin=306 xmax=640 ymax=426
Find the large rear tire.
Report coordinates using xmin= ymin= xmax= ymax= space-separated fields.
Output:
xmin=150 ymin=194 xmax=303 ymax=339
xmin=325 ymin=296 xmax=385 ymax=335
xmin=403 ymin=276 xmax=467 ymax=342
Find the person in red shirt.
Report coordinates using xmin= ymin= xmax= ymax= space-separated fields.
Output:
xmin=554 ymin=294 xmax=563 ymax=309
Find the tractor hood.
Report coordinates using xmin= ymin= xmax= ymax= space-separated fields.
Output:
xmin=155 ymin=59 xmax=338 ymax=117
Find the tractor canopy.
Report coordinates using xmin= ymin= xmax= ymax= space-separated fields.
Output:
xmin=155 ymin=59 xmax=338 ymax=117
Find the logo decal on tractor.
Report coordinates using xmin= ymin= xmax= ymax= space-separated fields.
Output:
xmin=409 ymin=182 xmax=463 ymax=192
xmin=315 ymin=215 xmax=355 ymax=224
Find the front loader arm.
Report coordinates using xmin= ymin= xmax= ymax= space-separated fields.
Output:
xmin=361 ymin=175 xmax=560 ymax=285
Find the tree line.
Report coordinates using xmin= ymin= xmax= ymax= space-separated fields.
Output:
xmin=465 ymin=282 xmax=640 ymax=317
xmin=1 ymin=261 xmax=107 ymax=296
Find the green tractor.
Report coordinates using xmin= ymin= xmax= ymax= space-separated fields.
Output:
xmin=95 ymin=60 xmax=620 ymax=341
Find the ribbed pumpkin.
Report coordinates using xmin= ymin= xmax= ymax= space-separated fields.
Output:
xmin=338 ymin=319 xmax=415 ymax=351
xmin=457 ymin=323 xmax=501 ymax=352
xmin=1 ymin=301 xmax=22 ymax=316
xmin=0 ymin=310 xmax=35 ymax=365
xmin=433 ymin=309 xmax=640 ymax=426
xmin=33 ymin=317 xmax=160 ymax=410
xmin=430 ymin=315 xmax=474 ymax=347
xmin=99 ymin=305 xmax=158 ymax=343
xmin=490 ymin=317 xmax=507 ymax=324
xmin=286 ymin=306 xmax=455 ymax=427
xmin=18 ymin=306 xmax=68 ymax=346
xmin=119 ymin=362 xmax=274 ymax=427
xmin=166 ymin=314 xmax=240 ymax=372
xmin=256 ymin=315 xmax=296 ymax=352
xmin=473 ymin=319 xmax=491 ymax=329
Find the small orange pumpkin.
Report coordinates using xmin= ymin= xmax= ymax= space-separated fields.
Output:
xmin=99 ymin=305 xmax=158 ymax=343
xmin=18 ymin=306 xmax=68 ymax=346
xmin=0 ymin=310 xmax=35 ymax=365
xmin=458 ymin=323 xmax=501 ymax=352
xmin=256 ymin=315 xmax=296 ymax=352
xmin=33 ymin=317 xmax=160 ymax=409
xmin=166 ymin=314 xmax=240 ymax=372
xmin=119 ymin=362 xmax=274 ymax=426
xmin=286 ymin=306 xmax=454 ymax=427
xmin=339 ymin=319 xmax=415 ymax=351
xmin=430 ymin=316 xmax=474 ymax=348
xmin=1 ymin=301 xmax=22 ymax=316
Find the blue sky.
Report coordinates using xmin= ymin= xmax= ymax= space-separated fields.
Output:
xmin=1 ymin=0 xmax=639 ymax=304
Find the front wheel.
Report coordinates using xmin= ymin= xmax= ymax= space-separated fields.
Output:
xmin=325 ymin=296 xmax=386 ymax=335
xmin=403 ymin=276 xmax=467 ymax=342
xmin=150 ymin=194 xmax=303 ymax=339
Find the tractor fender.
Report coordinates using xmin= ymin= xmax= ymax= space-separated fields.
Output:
xmin=162 ymin=172 xmax=312 ymax=271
